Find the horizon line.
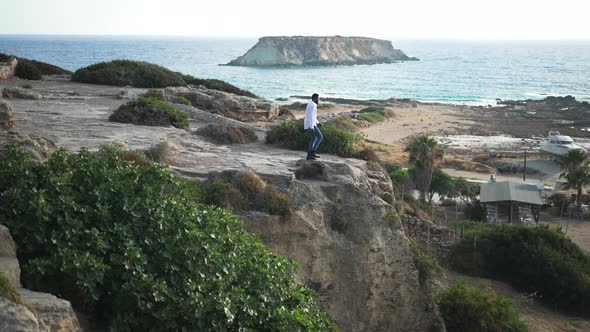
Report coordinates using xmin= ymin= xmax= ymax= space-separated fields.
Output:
xmin=1 ymin=33 xmax=589 ymax=41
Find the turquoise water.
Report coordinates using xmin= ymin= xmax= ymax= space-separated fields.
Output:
xmin=1 ymin=35 xmax=589 ymax=104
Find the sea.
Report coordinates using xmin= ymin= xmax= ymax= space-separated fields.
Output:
xmin=1 ymin=35 xmax=589 ymax=105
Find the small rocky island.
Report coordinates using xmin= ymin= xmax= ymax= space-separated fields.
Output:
xmin=226 ymin=36 xmax=418 ymax=67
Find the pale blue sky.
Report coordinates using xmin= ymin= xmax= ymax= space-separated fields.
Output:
xmin=2 ymin=0 xmax=589 ymax=39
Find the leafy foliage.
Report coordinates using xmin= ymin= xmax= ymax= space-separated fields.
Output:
xmin=439 ymin=282 xmax=527 ymax=332
xmin=450 ymin=222 xmax=590 ymax=315
xmin=0 ymin=147 xmax=334 ymax=331
xmin=195 ymin=124 xmax=258 ymax=144
xmin=110 ymin=97 xmax=189 ymax=129
xmin=15 ymin=59 xmax=43 ymax=80
xmin=266 ymin=119 xmax=361 ymax=157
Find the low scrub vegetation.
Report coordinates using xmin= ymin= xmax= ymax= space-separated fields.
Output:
xmin=182 ymin=75 xmax=258 ymax=98
xmin=326 ymin=115 xmax=360 ymax=132
xmin=0 ymin=146 xmax=333 ymax=331
xmin=0 ymin=52 xmax=71 ymax=80
xmin=71 ymin=60 xmax=257 ymax=97
xmin=357 ymin=106 xmax=394 ymax=123
xmin=265 ymin=119 xmax=361 ymax=157
xmin=195 ymin=124 xmax=258 ymax=144
xmin=109 ymin=97 xmax=189 ymax=129
xmin=450 ymin=221 xmax=590 ymax=316
xmin=438 ymin=282 xmax=527 ymax=332
xmin=72 ymin=60 xmax=186 ymax=88
xmin=409 ymin=239 xmax=442 ymax=286
xmin=14 ymin=59 xmax=42 ymax=80
xmin=205 ymin=170 xmax=291 ymax=215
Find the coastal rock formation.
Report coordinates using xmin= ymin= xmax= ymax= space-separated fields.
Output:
xmin=227 ymin=36 xmax=418 ymax=67
xmin=0 ymin=99 xmax=15 ymax=130
xmin=0 ymin=224 xmax=82 ymax=332
xmin=2 ymin=87 xmax=42 ymax=100
xmin=0 ymin=57 xmax=17 ymax=80
xmin=0 ymin=132 xmax=58 ymax=163
xmin=241 ymin=160 xmax=439 ymax=331
xmin=166 ymin=86 xmax=279 ymax=122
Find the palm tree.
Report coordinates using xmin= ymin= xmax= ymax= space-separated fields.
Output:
xmin=557 ymin=150 xmax=590 ymax=212
xmin=405 ymin=136 xmax=444 ymax=203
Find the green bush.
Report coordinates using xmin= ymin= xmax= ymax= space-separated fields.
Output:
xmin=0 ymin=52 xmax=71 ymax=78
xmin=409 ymin=239 xmax=442 ymax=285
xmin=15 ymin=59 xmax=42 ymax=80
xmin=439 ymin=282 xmax=527 ymax=332
xmin=266 ymin=119 xmax=361 ymax=157
xmin=359 ymin=112 xmax=385 ymax=123
xmin=143 ymin=89 xmax=166 ymax=101
xmin=450 ymin=222 xmax=590 ymax=315
xmin=0 ymin=147 xmax=335 ymax=331
xmin=195 ymin=124 xmax=258 ymax=144
xmin=72 ymin=60 xmax=187 ymax=88
xmin=182 ymin=75 xmax=258 ymax=98
xmin=173 ymin=96 xmax=192 ymax=106
xmin=110 ymin=97 xmax=189 ymax=129
xmin=95 ymin=143 xmax=152 ymax=168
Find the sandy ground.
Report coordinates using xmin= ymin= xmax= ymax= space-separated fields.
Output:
xmin=360 ymin=104 xmax=474 ymax=145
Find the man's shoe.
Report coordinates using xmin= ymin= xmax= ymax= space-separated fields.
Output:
xmin=311 ymin=150 xmax=320 ymax=158
xmin=306 ymin=152 xmax=316 ymax=160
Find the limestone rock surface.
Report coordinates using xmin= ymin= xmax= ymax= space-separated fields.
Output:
xmin=0 ymin=99 xmax=15 ymax=130
xmin=227 ymin=36 xmax=418 ymax=67
xmin=2 ymin=87 xmax=42 ymax=100
xmin=0 ymin=297 xmax=41 ymax=332
xmin=242 ymin=160 xmax=438 ymax=331
xmin=0 ymin=132 xmax=57 ymax=163
xmin=166 ymin=86 xmax=278 ymax=122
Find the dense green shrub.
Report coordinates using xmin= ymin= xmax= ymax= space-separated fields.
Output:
xmin=95 ymin=143 xmax=152 ymax=168
xmin=182 ymin=75 xmax=258 ymax=98
xmin=439 ymin=282 xmax=527 ymax=332
xmin=110 ymin=97 xmax=189 ymax=129
xmin=72 ymin=60 xmax=187 ymax=88
xmin=266 ymin=119 xmax=361 ymax=157
xmin=0 ymin=147 xmax=335 ymax=331
xmin=1 ymin=52 xmax=71 ymax=78
xmin=450 ymin=222 xmax=590 ymax=315
xmin=195 ymin=124 xmax=258 ymax=144
xmin=15 ymin=59 xmax=43 ymax=80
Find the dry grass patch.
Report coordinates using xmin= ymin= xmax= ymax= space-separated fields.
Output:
xmin=195 ymin=124 xmax=258 ymax=144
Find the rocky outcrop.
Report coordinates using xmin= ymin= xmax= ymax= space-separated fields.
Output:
xmin=0 ymin=224 xmax=81 ymax=332
xmin=0 ymin=132 xmax=58 ymax=163
xmin=0 ymin=57 xmax=17 ymax=80
xmin=227 ymin=36 xmax=418 ymax=67
xmin=166 ymin=86 xmax=279 ymax=122
xmin=0 ymin=297 xmax=40 ymax=332
xmin=242 ymin=160 xmax=439 ymax=331
xmin=2 ymin=87 xmax=43 ymax=100
xmin=401 ymin=215 xmax=460 ymax=262
xmin=0 ymin=99 xmax=15 ymax=130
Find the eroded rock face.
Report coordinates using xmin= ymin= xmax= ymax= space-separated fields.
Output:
xmin=0 ymin=132 xmax=58 ymax=163
xmin=0 ymin=99 xmax=15 ymax=130
xmin=18 ymin=289 xmax=82 ymax=332
xmin=227 ymin=36 xmax=418 ymax=67
xmin=0 ymin=297 xmax=40 ymax=332
xmin=166 ymin=86 xmax=279 ymax=122
xmin=2 ymin=87 xmax=42 ymax=100
xmin=242 ymin=160 xmax=438 ymax=331
xmin=0 ymin=57 xmax=18 ymax=80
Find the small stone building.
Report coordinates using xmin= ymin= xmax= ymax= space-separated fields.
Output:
xmin=480 ymin=181 xmax=543 ymax=224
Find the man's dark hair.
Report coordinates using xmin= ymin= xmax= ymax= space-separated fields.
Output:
xmin=311 ymin=93 xmax=319 ymax=99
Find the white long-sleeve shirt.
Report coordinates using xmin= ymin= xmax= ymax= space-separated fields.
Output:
xmin=303 ymin=100 xmax=318 ymax=129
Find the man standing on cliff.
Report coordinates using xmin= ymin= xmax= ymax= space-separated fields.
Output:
xmin=304 ymin=93 xmax=323 ymax=160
